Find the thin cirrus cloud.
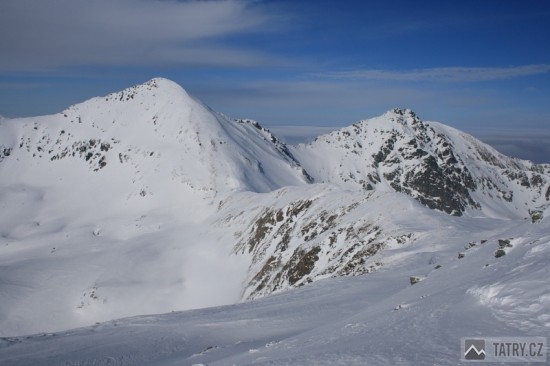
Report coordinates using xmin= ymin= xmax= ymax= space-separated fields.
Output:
xmin=0 ymin=0 xmax=279 ymax=72
xmin=318 ymin=64 xmax=550 ymax=82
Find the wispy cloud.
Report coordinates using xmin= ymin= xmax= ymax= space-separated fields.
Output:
xmin=317 ymin=65 xmax=550 ymax=82
xmin=0 ymin=0 xmax=282 ymax=72
xmin=194 ymin=78 xmax=443 ymax=125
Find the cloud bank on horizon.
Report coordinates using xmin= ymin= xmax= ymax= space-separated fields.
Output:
xmin=317 ymin=65 xmax=550 ymax=83
xmin=0 ymin=0 xmax=549 ymax=160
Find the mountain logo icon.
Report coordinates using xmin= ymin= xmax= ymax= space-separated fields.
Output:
xmin=464 ymin=339 xmax=486 ymax=360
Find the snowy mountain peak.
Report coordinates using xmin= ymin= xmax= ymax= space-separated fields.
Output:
xmin=0 ymin=78 xmax=312 ymax=216
xmin=1 ymin=80 xmax=549 ymax=340
xmin=230 ymin=108 xmax=549 ymax=300
xmin=106 ymin=77 xmax=191 ymax=102
xmin=64 ymin=77 xmax=189 ymax=111
xmin=292 ymin=109 xmax=549 ymax=217
xmin=383 ymin=107 xmax=420 ymax=120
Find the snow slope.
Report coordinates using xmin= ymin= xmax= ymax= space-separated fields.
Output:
xmin=231 ymin=108 xmax=549 ymax=299
xmin=292 ymin=108 xmax=549 ymax=218
xmin=0 ymin=78 xmax=549 ymax=355
xmin=0 ymin=211 xmax=548 ymax=365
xmin=0 ymin=78 xmax=309 ymax=335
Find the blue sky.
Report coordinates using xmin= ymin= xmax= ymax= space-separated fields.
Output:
xmin=1 ymin=0 xmax=549 ymax=161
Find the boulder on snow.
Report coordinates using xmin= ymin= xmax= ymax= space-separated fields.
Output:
xmin=498 ymin=239 xmax=512 ymax=248
xmin=529 ymin=210 xmax=543 ymax=223
xmin=494 ymin=249 xmax=506 ymax=258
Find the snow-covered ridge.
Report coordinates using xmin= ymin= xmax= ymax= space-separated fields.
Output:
xmin=0 ymin=79 xmax=549 ymax=338
xmin=2 ymin=206 xmax=549 ymax=365
xmin=0 ymin=77 xmax=310 ymax=197
xmin=292 ymin=108 xmax=549 ymax=217
xmin=0 ymin=78 xmax=313 ymax=335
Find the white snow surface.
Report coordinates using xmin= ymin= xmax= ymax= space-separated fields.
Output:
xmin=0 ymin=214 xmax=549 ymax=365
xmin=0 ymin=78 xmax=308 ymax=335
xmin=292 ymin=109 xmax=549 ymax=218
xmin=0 ymin=78 xmax=549 ymax=365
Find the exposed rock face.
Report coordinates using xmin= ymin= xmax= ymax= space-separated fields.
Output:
xmin=233 ymin=108 xmax=550 ymax=298
xmin=231 ymin=190 xmax=414 ymax=299
xmin=292 ymin=108 xmax=550 ymax=217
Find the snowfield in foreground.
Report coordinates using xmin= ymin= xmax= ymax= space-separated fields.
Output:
xmin=0 ymin=78 xmax=549 ymax=364
xmin=1 ymin=214 xmax=549 ymax=365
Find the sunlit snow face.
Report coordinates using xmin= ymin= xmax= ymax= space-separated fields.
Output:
xmin=0 ymin=79 xmax=548 ymax=344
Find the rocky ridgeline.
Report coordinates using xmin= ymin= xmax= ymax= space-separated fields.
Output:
xmin=293 ymin=108 xmax=550 ymax=216
xmin=230 ymin=194 xmax=415 ymax=299
xmin=1 ymin=79 xmax=549 ymax=306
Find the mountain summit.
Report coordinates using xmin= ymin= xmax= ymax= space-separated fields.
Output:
xmin=0 ymin=79 xmax=548 ymax=336
xmin=1 ymin=77 xmax=310 ymax=213
xmin=293 ymin=108 xmax=549 ymax=217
